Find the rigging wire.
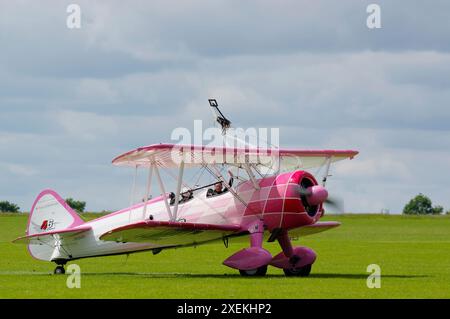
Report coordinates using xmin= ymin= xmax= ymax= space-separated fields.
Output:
xmin=204 ymin=164 xmax=254 ymax=212
xmin=158 ymin=164 xmax=229 ymax=221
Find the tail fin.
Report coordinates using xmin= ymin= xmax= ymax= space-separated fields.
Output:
xmin=25 ymin=189 xmax=85 ymax=261
xmin=27 ymin=189 xmax=85 ymax=236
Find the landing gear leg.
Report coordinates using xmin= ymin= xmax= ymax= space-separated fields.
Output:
xmin=277 ymin=230 xmax=312 ymax=277
xmin=233 ymin=220 xmax=271 ymax=277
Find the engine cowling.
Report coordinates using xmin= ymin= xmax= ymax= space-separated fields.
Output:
xmin=260 ymin=170 xmax=325 ymax=231
xmin=294 ymin=171 xmax=328 ymax=217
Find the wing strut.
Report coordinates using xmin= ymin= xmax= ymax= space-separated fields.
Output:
xmin=322 ymin=157 xmax=332 ymax=187
xmin=129 ymin=164 xmax=138 ymax=223
xmin=172 ymin=160 xmax=185 ymax=221
xmin=154 ymin=164 xmax=174 ymax=221
xmin=208 ymin=165 xmax=255 ymax=212
xmin=142 ymin=164 xmax=154 ymax=219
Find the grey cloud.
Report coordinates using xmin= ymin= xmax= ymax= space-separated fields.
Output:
xmin=1 ymin=1 xmax=450 ymax=213
xmin=3 ymin=1 xmax=450 ymax=81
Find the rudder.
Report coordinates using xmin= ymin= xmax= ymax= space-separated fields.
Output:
xmin=26 ymin=189 xmax=85 ymax=261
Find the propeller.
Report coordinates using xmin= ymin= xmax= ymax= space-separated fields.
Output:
xmin=299 ymin=185 xmax=344 ymax=213
xmin=299 ymin=185 xmax=328 ymax=205
xmin=298 ymin=187 xmax=312 ymax=196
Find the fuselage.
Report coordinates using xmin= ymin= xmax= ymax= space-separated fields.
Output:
xmin=46 ymin=170 xmax=323 ymax=261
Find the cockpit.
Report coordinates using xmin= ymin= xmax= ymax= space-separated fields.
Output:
xmin=168 ymin=177 xmax=234 ymax=207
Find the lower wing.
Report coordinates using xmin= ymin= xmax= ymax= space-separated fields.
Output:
xmin=100 ymin=220 xmax=242 ymax=246
xmin=288 ymin=221 xmax=341 ymax=238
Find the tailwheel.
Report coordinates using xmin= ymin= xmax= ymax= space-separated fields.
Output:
xmin=283 ymin=264 xmax=312 ymax=277
xmin=54 ymin=265 xmax=65 ymax=275
xmin=239 ymin=265 xmax=268 ymax=277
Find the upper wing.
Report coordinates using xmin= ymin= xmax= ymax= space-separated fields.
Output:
xmin=277 ymin=149 xmax=358 ymax=171
xmin=100 ymin=220 xmax=242 ymax=246
xmin=289 ymin=221 xmax=341 ymax=238
xmin=13 ymin=225 xmax=92 ymax=245
xmin=112 ymin=143 xmax=358 ymax=170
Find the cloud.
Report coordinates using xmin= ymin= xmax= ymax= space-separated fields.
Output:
xmin=1 ymin=1 xmax=449 ymax=213
xmin=55 ymin=110 xmax=119 ymax=141
xmin=0 ymin=162 xmax=38 ymax=177
xmin=3 ymin=1 xmax=450 ymax=80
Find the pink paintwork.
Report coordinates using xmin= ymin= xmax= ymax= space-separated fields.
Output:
xmin=270 ymin=247 xmax=317 ymax=269
xmin=113 ymin=143 xmax=358 ymax=162
xmin=14 ymin=142 xmax=358 ymax=277
xmin=101 ymin=220 xmax=242 ymax=238
xmin=112 ymin=143 xmax=359 ymax=169
xmin=307 ymin=185 xmax=329 ymax=206
xmin=16 ymin=170 xmax=331 ymax=270
xmin=223 ymin=247 xmax=273 ymax=270
xmin=97 ymin=170 xmax=322 ymax=235
xmin=26 ymin=189 xmax=85 ymax=236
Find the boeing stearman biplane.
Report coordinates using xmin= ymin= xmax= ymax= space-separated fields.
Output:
xmin=13 ymin=100 xmax=358 ymax=276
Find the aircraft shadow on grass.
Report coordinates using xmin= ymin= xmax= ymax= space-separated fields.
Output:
xmin=2 ymin=271 xmax=429 ymax=280
xmin=75 ymin=272 xmax=429 ymax=280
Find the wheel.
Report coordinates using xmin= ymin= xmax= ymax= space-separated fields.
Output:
xmin=283 ymin=264 xmax=312 ymax=277
xmin=54 ymin=265 xmax=65 ymax=275
xmin=239 ymin=265 xmax=268 ymax=277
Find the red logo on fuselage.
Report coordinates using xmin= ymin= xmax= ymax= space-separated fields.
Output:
xmin=40 ymin=219 xmax=55 ymax=231
xmin=40 ymin=220 xmax=48 ymax=230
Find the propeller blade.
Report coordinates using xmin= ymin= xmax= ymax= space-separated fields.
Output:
xmin=299 ymin=187 xmax=312 ymax=196
xmin=324 ymin=196 xmax=344 ymax=214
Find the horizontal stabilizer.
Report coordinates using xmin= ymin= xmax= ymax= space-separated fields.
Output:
xmin=13 ymin=225 xmax=92 ymax=245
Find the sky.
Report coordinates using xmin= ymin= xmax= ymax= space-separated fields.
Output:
xmin=1 ymin=1 xmax=449 ymax=213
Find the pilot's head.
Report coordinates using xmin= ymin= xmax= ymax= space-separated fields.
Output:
xmin=214 ymin=182 xmax=223 ymax=192
xmin=183 ymin=191 xmax=192 ymax=198
xmin=181 ymin=188 xmax=192 ymax=198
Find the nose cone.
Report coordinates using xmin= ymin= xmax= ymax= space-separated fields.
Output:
xmin=307 ymin=185 xmax=328 ymax=206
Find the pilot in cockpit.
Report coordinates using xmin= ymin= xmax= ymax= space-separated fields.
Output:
xmin=179 ymin=188 xmax=193 ymax=204
xmin=207 ymin=182 xmax=226 ymax=197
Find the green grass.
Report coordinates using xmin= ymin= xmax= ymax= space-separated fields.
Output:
xmin=1 ymin=213 xmax=449 ymax=298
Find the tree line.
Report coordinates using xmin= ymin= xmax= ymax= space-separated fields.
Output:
xmin=0 ymin=198 xmax=86 ymax=213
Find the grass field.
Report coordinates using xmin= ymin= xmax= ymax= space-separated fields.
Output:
xmin=0 ymin=213 xmax=449 ymax=298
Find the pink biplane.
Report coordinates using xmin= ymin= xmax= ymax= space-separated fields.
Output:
xmin=14 ymin=101 xmax=358 ymax=276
